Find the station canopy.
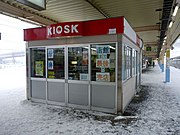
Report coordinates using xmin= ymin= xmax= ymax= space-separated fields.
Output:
xmin=0 ymin=0 xmax=175 ymax=58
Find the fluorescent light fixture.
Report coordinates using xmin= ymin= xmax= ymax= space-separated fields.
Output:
xmin=83 ymin=47 xmax=89 ymax=49
xmin=172 ymin=5 xmax=179 ymax=16
xmin=163 ymin=42 xmax=165 ymax=46
xmin=71 ymin=61 xmax=77 ymax=65
xmin=109 ymin=46 xmax=115 ymax=50
xmin=91 ymin=48 xmax=96 ymax=51
xmin=169 ymin=21 xmax=173 ymax=28
xmin=164 ymin=36 xmax=167 ymax=40
xmin=83 ymin=47 xmax=97 ymax=51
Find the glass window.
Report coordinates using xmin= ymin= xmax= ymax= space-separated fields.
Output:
xmin=91 ymin=43 xmax=116 ymax=82
xmin=127 ymin=47 xmax=132 ymax=78
xmin=132 ymin=49 xmax=135 ymax=75
xmin=122 ymin=45 xmax=132 ymax=80
xmin=137 ymin=52 xmax=139 ymax=74
xmin=30 ymin=48 xmax=46 ymax=78
xmin=126 ymin=47 xmax=130 ymax=78
xmin=135 ymin=50 xmax=138 ymax=74
xmin=47 ymin=48 xmax=65 ymax=79
xmin=122 ymin=45 xmax=127 ymax=80
xmin=68 ymin=47 xmax=88 ymax=80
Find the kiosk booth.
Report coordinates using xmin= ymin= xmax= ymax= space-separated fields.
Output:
xmin=24 ymin=17 xmax=143 ymax=114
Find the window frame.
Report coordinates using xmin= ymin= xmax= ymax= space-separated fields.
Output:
xmin=90 ymin=43 xmax=116 ymax=82
xmin=30 ymin=47 xmax=46 ymax=78
xmin=122 ymin=44 xmax=133 ymax=81
xmin=47 ymin=47 xmax=65 ymax=79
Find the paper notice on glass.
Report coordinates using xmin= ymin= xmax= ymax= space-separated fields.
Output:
xmin=35 ymin=61 xmax=44 ymax=76
xmin=166 ymin=49 xmax=170 ymax=58
xmin=108 ymin=28 xmax=116 ymax=34
xmin=96 ymin=72 xmax=110 ymax=82
xmin=96 ymin=59 xmax=103 ymax=67
xmin=102 ymin=59 xmax=110 ymax=67
xmin=96 ymin=59 xmax=110 ymax=68
xmin=80 ymin=74 xmax=89 ymax=81
xmin=48 ymin=71 xmax=55 ymax=79
xmin=82 ymin=51 xmax=88 ymax=65
xmin=110 ymin=59 xmax=115 ymax=68
xmin=48 ymin=49 xmax=54 ymax=58
xmin=101 ymin=67 xmax=105 ymax=72
xmin=110 ymin=53 xmax=115 ymax=59
xmin=98 ymin=54 xmax=107 ymax=59
xmin=48 ymin=60 xmax=53 ymax=70
xmin=96 ymin=45 xmax=110 ymax=54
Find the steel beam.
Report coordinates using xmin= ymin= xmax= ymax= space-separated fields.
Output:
xmin=134 ymin=25 xmax=160 ymax=32
xmin=0 ymin=0 xmax=57 ymax=25
xmin=84 ymin=0 xmax=110 ymax=18
xmin=144 ymin=41 xmax=158 ymax=45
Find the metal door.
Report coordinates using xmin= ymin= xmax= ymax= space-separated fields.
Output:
xmin=46 ymin=47 xmax=66 ymax=106
xmin=30 ymin=47 xmax=46 ymax=103
xmin=66 ymin=45 xmax=90 ymax=109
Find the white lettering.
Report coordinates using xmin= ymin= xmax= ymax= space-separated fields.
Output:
xmin=64 ymin=25 xmax=70 ymax=33
xmin=53 ymin=26 xmax=56 ymax=35
xmin=56 ymin=26 xmax=62 ymax=34
xmin=48 ymin=24 xmax=79 ymax=37
xmin=71 ymin=24 xmax=79 ymax=33
xmin=47 ymin=27 xmax=52 ymax=35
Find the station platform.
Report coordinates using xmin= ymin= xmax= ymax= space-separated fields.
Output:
xmin=0 ymin=64 xmax=180 ymax=134
xmin=141 ymin=63 xmax=180 ymax=103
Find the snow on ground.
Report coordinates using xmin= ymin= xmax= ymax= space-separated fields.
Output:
xmin=0 ymin=65 xmax=26 ymax=90
xmin=0 ymin=64 xmax=180 ymax=135
xmin=166 ymin=66 xmax=180 ymax=103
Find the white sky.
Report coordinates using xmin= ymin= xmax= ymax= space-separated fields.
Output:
xmin=0 ymin=14 xmax=37 ymax=54
xmin=171 ymin=38 xmax=180 ymax=58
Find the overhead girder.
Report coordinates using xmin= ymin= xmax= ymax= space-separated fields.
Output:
xmin=157 ymin=0 xmax=174 ymax=58
xmin=134 ymin=25 xmax=160 ymax=32
xmin=0 ymin=0 xmax=57 ymax=25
